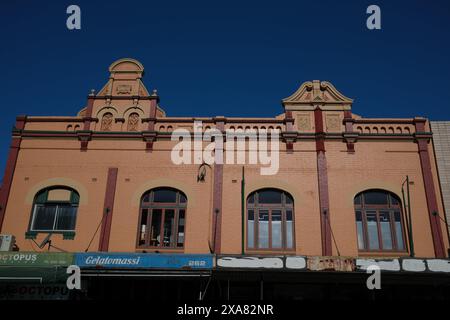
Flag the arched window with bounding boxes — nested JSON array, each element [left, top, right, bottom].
[[247, 189, 294, 250], [30, 187, 79, 232], [100, 112, 113, 131], [354, 189, 406, 252], [127, 112, 140, 131], [137, 188, 187, 248]]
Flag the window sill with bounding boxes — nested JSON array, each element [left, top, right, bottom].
[[25, 231, 76, 240], [358, 251, 409, 258], [245, 250, 297, 255]]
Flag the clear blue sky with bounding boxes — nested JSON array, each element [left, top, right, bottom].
[[1, 0, 450, 177]]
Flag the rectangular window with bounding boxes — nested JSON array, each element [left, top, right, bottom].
[[139, 209, 148, 245], [286, 210, 293, 249], [379, 211, 393, 250], [258, 210, 269, 249], [271, 210, 282, 248], [258, 190, 282, 204], [32, 205, 57, 230], [394, 211, 405, 250], [364, 191, 388, 205], [366, 211, 379, 250], [247, 210, 254, 248], [153, 189, 177, 203], [163, 209, 175, 247], [355, 210, 365, 250], [32, 204, 76, 231], [55, 206, 77, 230], [150, 209, 162, 246], [177, 209, 185, 247]]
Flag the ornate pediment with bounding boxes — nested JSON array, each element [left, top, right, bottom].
[[97, 58, 150, 97], [282, 80, 353, 110]]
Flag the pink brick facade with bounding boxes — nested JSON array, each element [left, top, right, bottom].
[[0, 58, 448, 258]]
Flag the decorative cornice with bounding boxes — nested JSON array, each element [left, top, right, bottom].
[[213, 116, 226, 123], [26, 117, 84, 123], [282, 80, 353, 109], [93, 95, 158, 100], [354, 119, 415, 124], [16, 130, 419, 142]]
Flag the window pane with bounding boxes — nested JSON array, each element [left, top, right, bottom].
[[286, 210, 293, 249], [179, 194, 187, 203], [285, 194, 293, 205], [177, 209, 185, 247], [364, 191, 388, 205], [163, 209, 175, 247], [150, 209, 162, 246], [355, 210, 365, 250], [32, 205, 57, 230], [390, 195, 399, 206], [153, 189, 177, 203], [379, 211, 393, 250], [271, 210, 282, 248], [70, 192, 80, 204], [247, 210, 254, 248], [139, 209, 148, 245], [55, 206, 77, 230], [142, 193, 150, 203], [394, 211, 405, 250], [258, 210, 269, 248], [247, 194, 254, 204], [35, 190, 48, 204], [258, 190, 282, 204], [366, 211, 379, 250], [354, 195, 361, 205]]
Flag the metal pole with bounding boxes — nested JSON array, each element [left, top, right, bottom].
[[401, 180, 410, 254], [406, 175, 414, 257], [212, 209, 219, 253]]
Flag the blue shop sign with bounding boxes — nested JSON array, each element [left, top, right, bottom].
[[75, 253, 213, 269]]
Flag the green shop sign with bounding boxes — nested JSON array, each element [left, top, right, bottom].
[[0, 252, 74, 267]]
